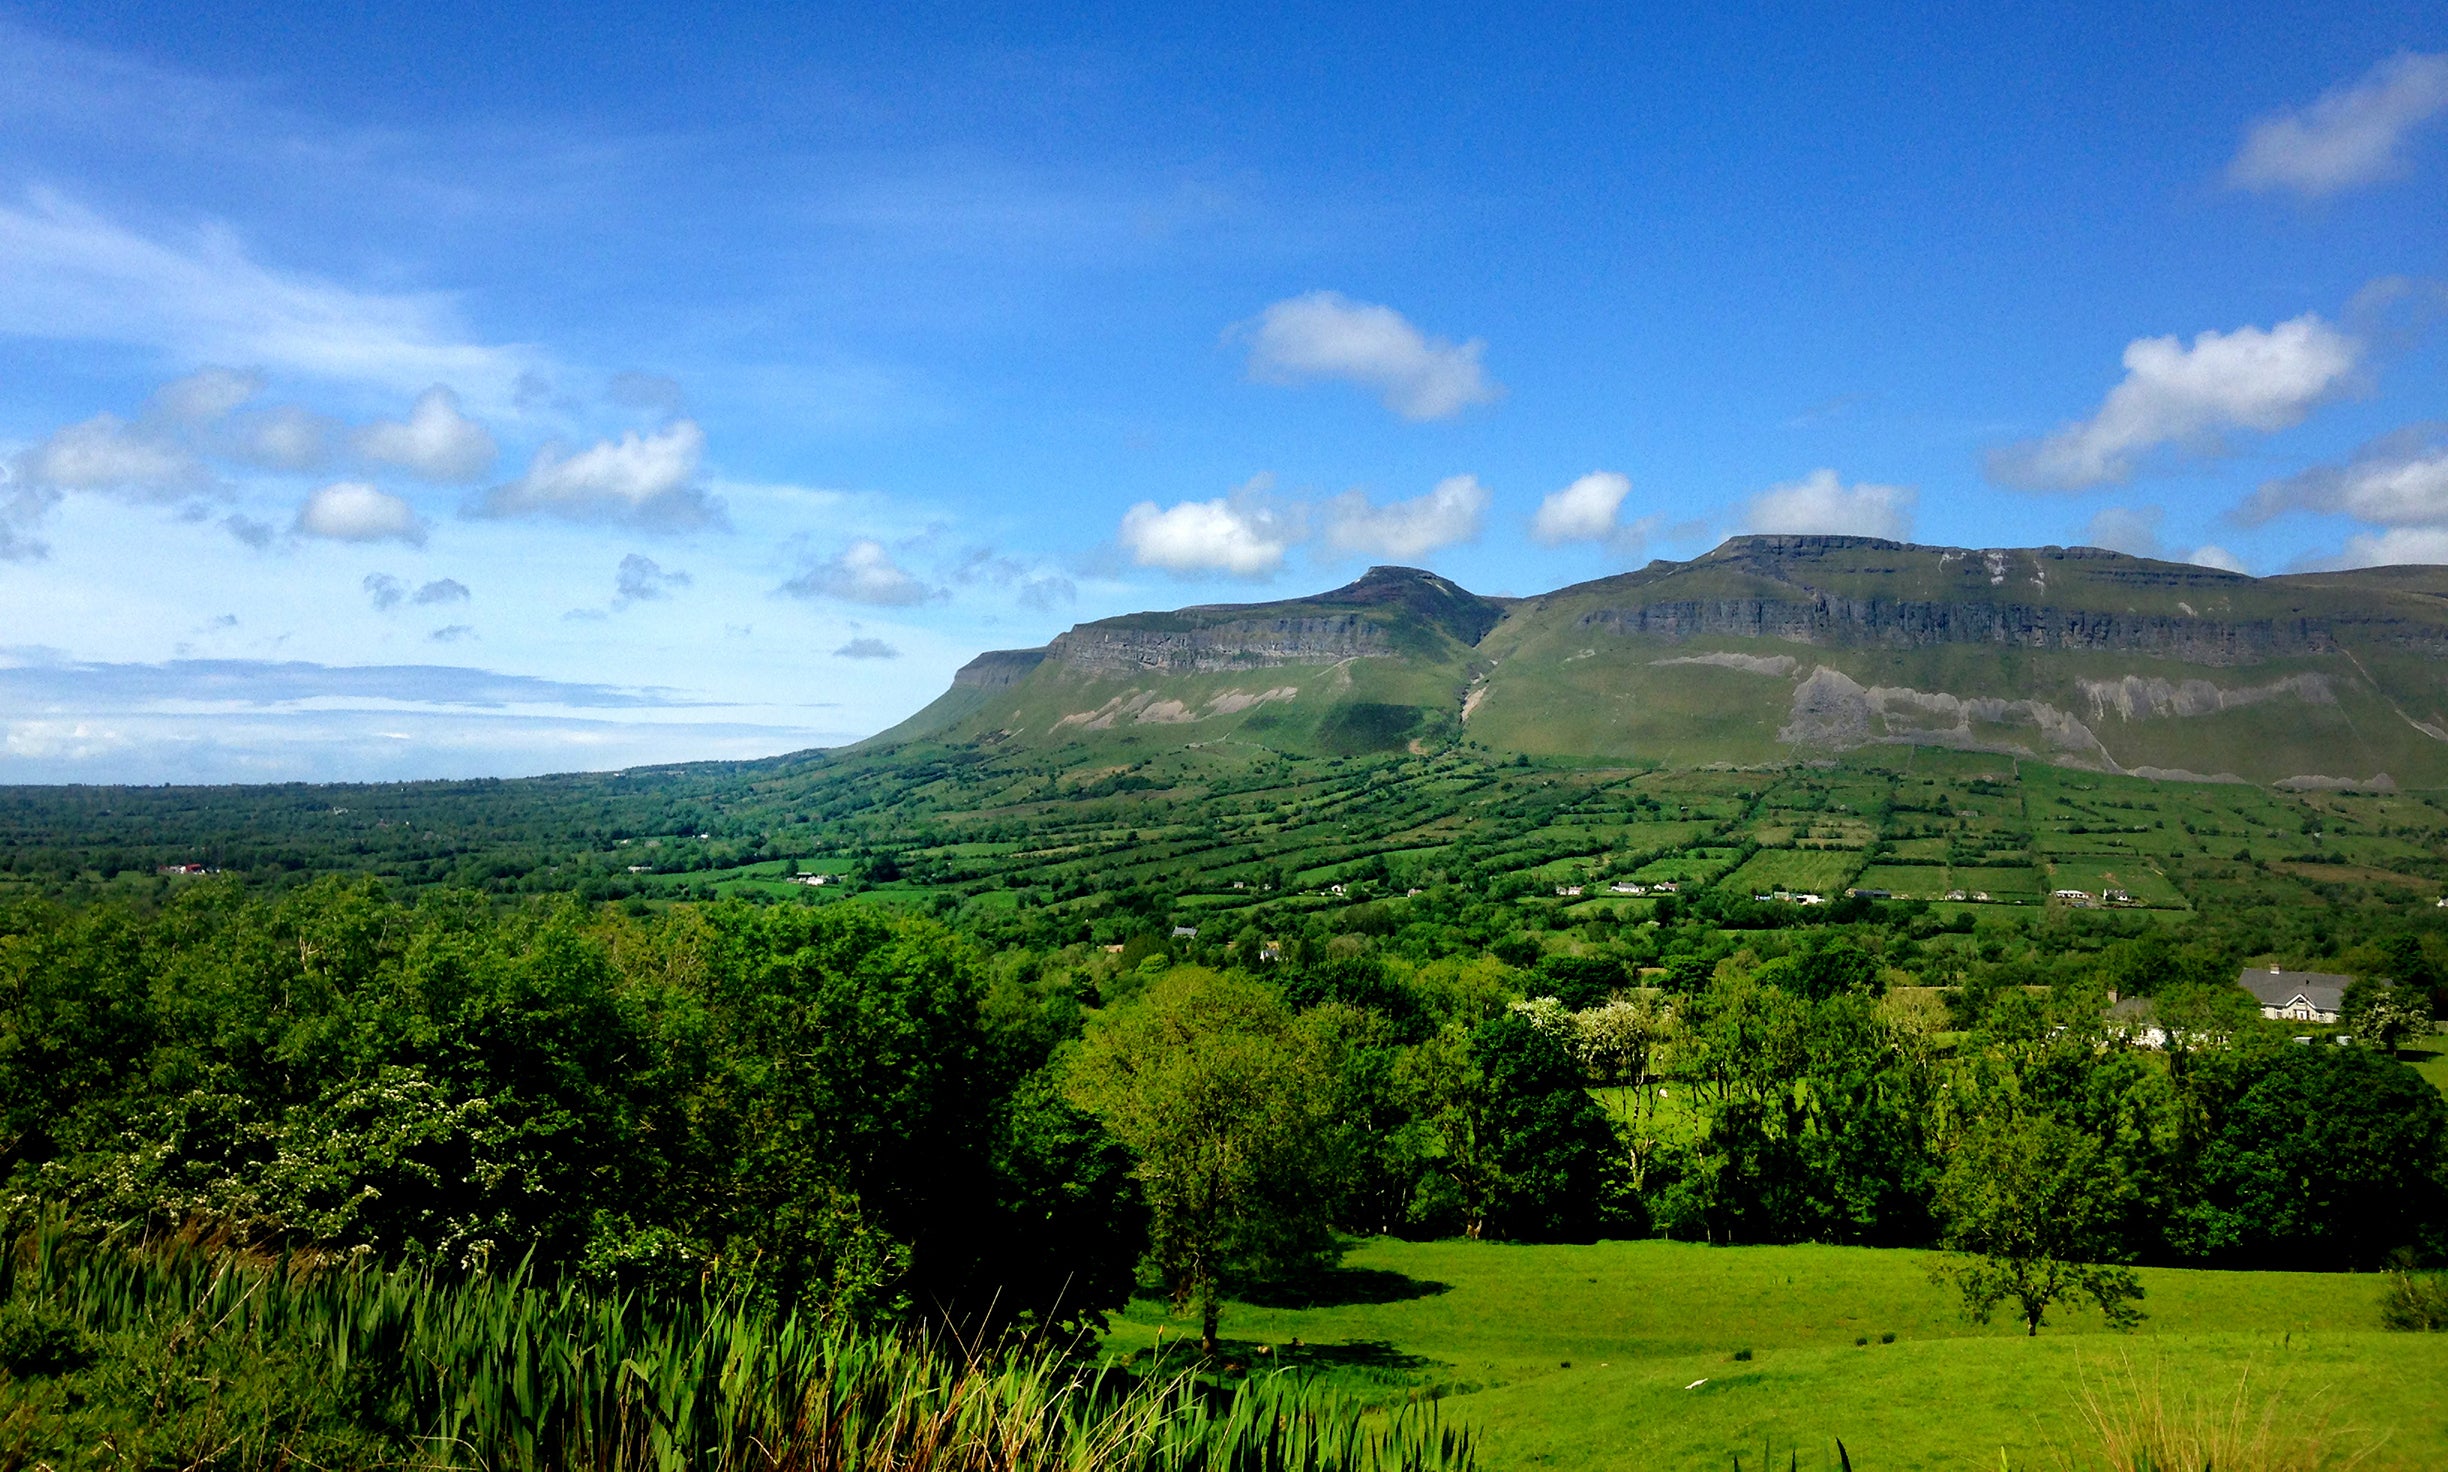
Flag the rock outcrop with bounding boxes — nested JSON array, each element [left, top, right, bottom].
[[950, 648, 1048, 688], [1581, 598, 2334, 665]]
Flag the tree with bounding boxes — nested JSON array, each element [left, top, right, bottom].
[[1470, 1011, 1622, 1241], [2172, 1042, 2448, 1268], [1062, 969, 1342, 1353], [2344, 979, 2434, 1056], [1932, 1113, 2144, 1336]]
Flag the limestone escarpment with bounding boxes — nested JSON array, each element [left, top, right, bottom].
[[951, 648, 1049, 688], [1579, 597, 2335, 666], [1046, 614, 1398, 674]]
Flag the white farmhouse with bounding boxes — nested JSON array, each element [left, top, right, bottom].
[[2236, 966, 2348, 1024]]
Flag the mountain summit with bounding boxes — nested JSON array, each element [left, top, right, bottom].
[[884, 538, 2448, 786]]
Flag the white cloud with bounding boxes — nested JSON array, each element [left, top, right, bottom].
[[0, 192, 534, 402], [0, 480, 59, 562], [1532, 471, 1633, 545], [16, 413, 203, 500], [237, 404, 336, 471], [1117, 481, 1301, 577], [356, 386, 497, 482], [1987, 315, 2361, 490], [781, 538, 939, 605], [1241, 291, 1501, 421], [2228, 51, 2448, 197], [413, 578, 470, 605], [296, 481, 426, 545], [2333, 527, 2448, 568], [472, 421, 722, 530], [834, 637, 900, 659], [2084, 505, 2167, 558], [2187, 545, 2248, 574], [1321, 474, 1488, 561], [149, 366, 262, 424], [1743, 469, 1915, 541], [2243, 425, 2448, 526]]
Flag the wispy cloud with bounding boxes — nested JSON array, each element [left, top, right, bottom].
[[0, 191, 537, 402], [0, 651, 695, 709], [2228, 51, 2448, 197]]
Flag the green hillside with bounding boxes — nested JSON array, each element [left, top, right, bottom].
[[879, 536, 2448, 788]]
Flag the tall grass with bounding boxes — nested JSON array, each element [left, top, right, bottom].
[[2058, 1352, 2375, 1472], [0, 1219, 1472, 1472]]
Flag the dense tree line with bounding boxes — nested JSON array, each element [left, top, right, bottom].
[[2, 879, 2443, 1347]]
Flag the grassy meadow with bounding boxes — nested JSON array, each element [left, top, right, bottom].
[[1107, 1238, 2447, 1471]]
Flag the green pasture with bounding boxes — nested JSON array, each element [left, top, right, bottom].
[[1720, 849, 1865, 897], [2045, 857, 2189, 908], [1106, 1238, 2446, 1472], [1633, 847, 1742, 883]]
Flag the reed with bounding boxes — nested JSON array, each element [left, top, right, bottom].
[[0, 1217, 1472, 1472], [2059, 1350, 2375, 1472]]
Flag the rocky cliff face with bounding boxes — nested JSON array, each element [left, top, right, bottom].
[[1036, 565, 1506, 675], [950, 648, 1049, 688], [1579, 597, 2336, 666], [1047, 613, 1401, 674]]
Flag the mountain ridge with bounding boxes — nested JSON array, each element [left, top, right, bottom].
[[884, 537, 2448, 785]]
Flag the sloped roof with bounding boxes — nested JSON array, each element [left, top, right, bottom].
[[2237, 968, 2349, 1011]]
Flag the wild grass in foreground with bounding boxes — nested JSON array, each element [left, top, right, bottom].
[[2057, 1352, 2378, 1472], [0, 1220, 1471, 1472]]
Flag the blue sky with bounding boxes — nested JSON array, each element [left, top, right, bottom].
[[1, 2, 2444, 781]]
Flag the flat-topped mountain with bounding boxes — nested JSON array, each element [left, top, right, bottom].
[[883, 537, 2448, 786]]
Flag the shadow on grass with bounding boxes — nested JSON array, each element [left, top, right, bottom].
[[1240, 1267, 1451, 1309]]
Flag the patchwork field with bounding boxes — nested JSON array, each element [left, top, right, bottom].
[[1106, 1239, 2448, 1472]]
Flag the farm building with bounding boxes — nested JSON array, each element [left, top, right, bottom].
[[2236, 966, 2348, 1024]]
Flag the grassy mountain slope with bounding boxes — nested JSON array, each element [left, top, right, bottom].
[[891, 538, 2448, 786]]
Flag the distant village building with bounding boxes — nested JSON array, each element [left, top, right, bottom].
[[1258, 942, 1282, 962], [790, 873, 832, 886], [1555, 884, 1584, 897], [2106, 995, 2170, 1049], [2103, 888, 2134, 905], [1846, 887, 1890, 900], [1609, 881, 1646, 895], [2052, 888, 2094, 907], [1171, 925, 1199, 940], [2237, 966, 2347, 1024]]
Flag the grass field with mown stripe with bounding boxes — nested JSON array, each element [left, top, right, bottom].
[[1105, 1238, 2447, 1472]]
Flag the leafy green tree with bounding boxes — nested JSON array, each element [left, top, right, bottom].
[[1470, 1011, 1622, 1241], [1932, 1113, 2144, 1336], [2172, 1042, 2448, 1268], [2343, 979, 2434, 1056], [1063, 969, 1342, 1352]]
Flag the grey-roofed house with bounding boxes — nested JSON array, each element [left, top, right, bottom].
[[2237, 966, 2348, 1024]]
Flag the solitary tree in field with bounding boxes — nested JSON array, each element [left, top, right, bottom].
[[1064, 969, 1341, 1353], [1932, 1113, 2144, 1336]]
